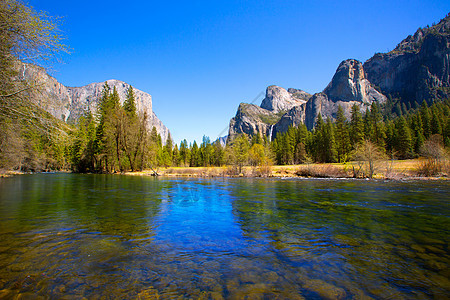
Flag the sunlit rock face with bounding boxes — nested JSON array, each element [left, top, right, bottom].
[[260, 85, 310, 113], [20, 63, 170, 142], [323, 59, 386, 104]]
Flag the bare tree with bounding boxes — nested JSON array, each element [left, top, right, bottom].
[[418, 134, 447, 176], [352, 139, 387, 178], [0, 0, 68, 120]]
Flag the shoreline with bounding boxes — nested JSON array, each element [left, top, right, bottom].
[[2, 159, 448, 181], [123, 159, 449, 181]]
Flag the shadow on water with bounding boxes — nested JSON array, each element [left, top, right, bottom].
[[0, 175, 448, 299]]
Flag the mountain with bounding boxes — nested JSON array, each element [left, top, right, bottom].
[[227, 14, 449, 141], [228, 86, 310, 141], [260, 85, 311, 112], [228, 59, 386, 141], [364, 13, 450, 103], [20, 63, 170, 142]]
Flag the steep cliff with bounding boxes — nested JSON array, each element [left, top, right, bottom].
[[303, 59, 387, 129], [228, 14, 450, 139], [228, 86, 309, 141], [364, 14, 450, 102], [260, 85, 310, 112], [20, 63, 170, 142], [229, 58, 387, 140], [228, 103, 280, 141]]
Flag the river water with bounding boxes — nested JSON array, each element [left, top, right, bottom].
[[0, 174, 448, 299]]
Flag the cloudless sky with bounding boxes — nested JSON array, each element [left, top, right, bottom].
[[28, 0, 449, 144]]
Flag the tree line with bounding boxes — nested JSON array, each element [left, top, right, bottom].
[[271, 100, 449, 165], [69, 85, 274, 174]]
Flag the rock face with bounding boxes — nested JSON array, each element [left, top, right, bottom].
[[364, 14, 450, 102], [228, 103, 277, 141], [272, 105, 306, 139], [303, 59, 386, 129], [260, 85, 310, 112], [20, 63, 170, 143], [228, 14, 450, 140], [228, 59, 386, 140], [228, 86, 311, 142], [323, 59, 386, 104]]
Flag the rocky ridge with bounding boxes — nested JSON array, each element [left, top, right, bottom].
[[228, 59, 385, 141], [363, 14, 450, 102], [228, 86, 311, 141], [228, 14, 449, 141], [20, 63, 170, 142], [260, 85, 311, 112]]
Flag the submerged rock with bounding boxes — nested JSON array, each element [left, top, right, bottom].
[[303, 279, 347, 300]]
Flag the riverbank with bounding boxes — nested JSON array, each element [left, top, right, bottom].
[[123, 159, 449, 180]]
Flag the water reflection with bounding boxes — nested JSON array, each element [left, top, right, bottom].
[[0, 175, 448, 299]]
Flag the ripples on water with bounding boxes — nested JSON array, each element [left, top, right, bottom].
[[0, 174, 449, 299]]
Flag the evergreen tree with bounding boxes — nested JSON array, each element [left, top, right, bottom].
[[172, 144, 180, 167], [325, 118, 337, 163], [294, 124, 309, 163], [370, 102, 386, 148], [430, 108, 442, 135], [200, 135, 212, 166], [384, 120, 395, 157], [420, 100, 431, 138], [190, 141, 200, 167], [311, 115, 336, 163], [147, 126, 162, 167], [230, 134, 249, 173], [363, 108, 373, 142], [350, 104, 364, 146], [164, 132, 174, 164], [335, 106, 350, 162], [179, 139, 190, 166], [394, 116, 412, 159], [212, 140, 225, 166], [123, 86, 137, 117]]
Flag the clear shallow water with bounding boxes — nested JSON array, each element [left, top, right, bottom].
[[0, 174, 449, 299]]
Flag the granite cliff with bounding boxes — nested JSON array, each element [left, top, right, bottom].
[[228, 14, 449, 141], [228, 59, 385, 141], [20, 63, 170, 142], [364, 14, 450, 102], [228, 86, 311, 141]]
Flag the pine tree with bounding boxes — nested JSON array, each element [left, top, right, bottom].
[[148, 126, 161, 167], [179, 139, 190, 166], [370, 102, 386, 148], [394, 116, 412, 159], [363, 108, 373, 142], [172, 144, 180, 167], [190, 141, 200, 167], [420, 100, 431, 138], [200, 135, 212, 166], [212, 140, 225, 166], [430, 108, 442, 135], [123, 86, 137, 117], [350, 104, 364, 146], [325, 118, 337, 163], [335, 106, 350, 162], [230, 134, 249, 173]]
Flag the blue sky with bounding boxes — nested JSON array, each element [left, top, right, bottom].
[[28, 0, 449, 144]]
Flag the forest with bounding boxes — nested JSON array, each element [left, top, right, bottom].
[[66, 83, 450, 175], [0, 0, 449, 176]]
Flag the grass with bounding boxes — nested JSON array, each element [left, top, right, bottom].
[[127, 159, 448, 180]]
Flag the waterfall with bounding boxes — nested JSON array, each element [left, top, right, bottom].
[[269, 125, 274, 142]]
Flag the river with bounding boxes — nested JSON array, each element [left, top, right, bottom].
[[0, 174, 448, 299]]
